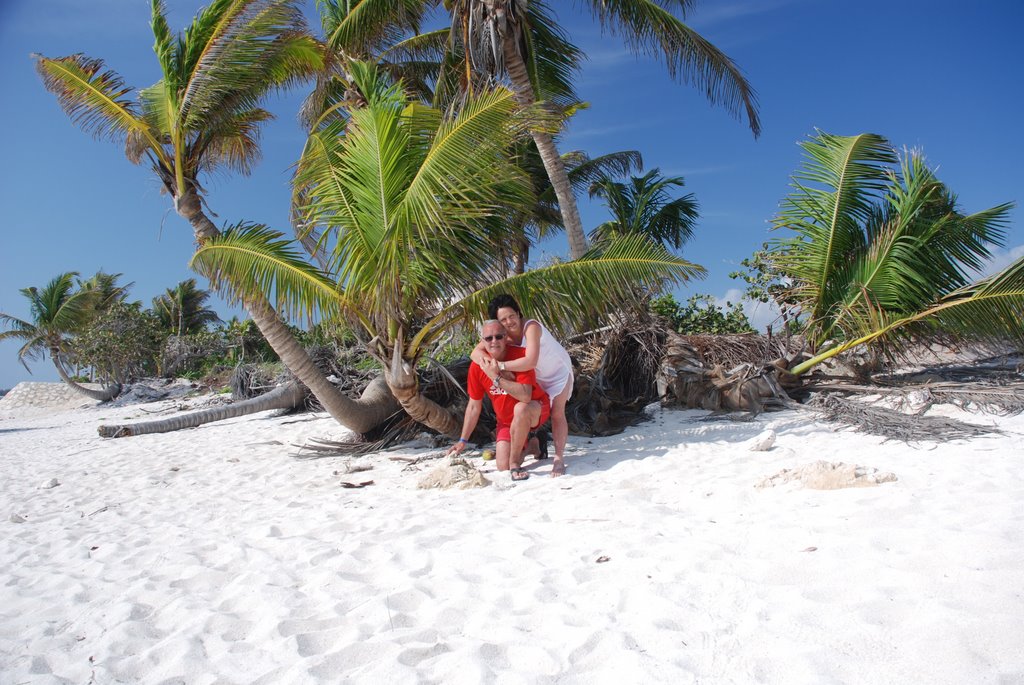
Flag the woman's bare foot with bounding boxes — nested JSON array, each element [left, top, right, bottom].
[[551, 458, 566, 477]]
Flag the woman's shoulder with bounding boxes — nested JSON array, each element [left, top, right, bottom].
[[523, 318, 545, 332]]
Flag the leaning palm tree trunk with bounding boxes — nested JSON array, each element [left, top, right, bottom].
[[244, 297, 401, 433], [51, 350, 121, 402], [501, 34, 588, 260], [381, 340, 460, 437], [182, 199, 401, 435], [98, 380, 307, 438]]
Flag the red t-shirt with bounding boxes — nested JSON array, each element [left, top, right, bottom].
[[468, 345, 549, 425]]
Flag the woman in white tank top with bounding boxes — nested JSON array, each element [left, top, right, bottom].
[[471, 294, 573, 476]]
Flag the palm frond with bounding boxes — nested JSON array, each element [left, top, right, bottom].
[[380, 27, 450, 66], [926, 254, 1024, 345], [523, 2, 583, 107], [418, 233, 706, 351], [194, 108, 274, 176], [150, 0, 178, 92], [772, 132, 898, 340], [562, 149, 643, 195], [191, 222, 348, 326], [33, 54, 165, 163], [179, 0, 321, 132], [320, 0, 426, 55], [584, 0, 760, 136], [790, 254, 1024, 376]]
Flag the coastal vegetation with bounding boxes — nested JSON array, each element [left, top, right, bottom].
[[5, 1, 1023, 437]]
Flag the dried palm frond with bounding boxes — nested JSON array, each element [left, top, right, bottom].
[[229, 363, 284, 399], [677, 333, 799, 369], [808, 394, 1001, 442]]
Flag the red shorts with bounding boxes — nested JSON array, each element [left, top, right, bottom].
[[495, 402, 550, 443]]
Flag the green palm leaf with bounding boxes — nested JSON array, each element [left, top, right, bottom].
[[772, 132, 898, 341], [584, 0, 760, 136], [0, 272, 98, 370], [771, 131, 1017, 374], [790, 254, 1024, 376], [320, 0, 426, 55], [430, 233, 706, 349], [33, 54, 167, 164], [178, 0, 321, 131], [191, 222, 348, 327]]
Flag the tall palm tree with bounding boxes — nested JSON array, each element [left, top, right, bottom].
[[152, 278, 222, 336], [195, 62, 705, 436], [588, 168, 699, 250], [768, 131, 1022, 375], [506, 141, 644, 274], [0, 272, 121, 401], [444, 0, 761, 260], [34, 0, 404, 433]]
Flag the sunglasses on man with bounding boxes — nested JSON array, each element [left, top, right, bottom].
[[483, 333, 505, 342]]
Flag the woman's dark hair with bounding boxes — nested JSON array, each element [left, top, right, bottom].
[[487, 293, 522, 320]]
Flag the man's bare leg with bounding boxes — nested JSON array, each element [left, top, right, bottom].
[[494, 439, 512, 472]]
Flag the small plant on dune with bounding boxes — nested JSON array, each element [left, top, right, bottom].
[[651, 294, 754, 335]]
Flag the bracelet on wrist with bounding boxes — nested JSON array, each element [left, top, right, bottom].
[[458, 437, 468, 444]]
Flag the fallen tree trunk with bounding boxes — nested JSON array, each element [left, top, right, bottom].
[[98, 380, 307, 438]]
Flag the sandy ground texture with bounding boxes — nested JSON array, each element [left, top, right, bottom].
[[1, 387, 1023, 684]]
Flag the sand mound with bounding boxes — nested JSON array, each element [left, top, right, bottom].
[[417, 458, 490, 489], [0, 381, 101, 411], [757, 460, 897, 490]]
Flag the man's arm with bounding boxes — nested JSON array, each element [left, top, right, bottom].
[[447, 398, 483, 455], [492, 375, 533, 403]]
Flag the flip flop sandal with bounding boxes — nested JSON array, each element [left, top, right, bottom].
[[510, 467, 530, 481]]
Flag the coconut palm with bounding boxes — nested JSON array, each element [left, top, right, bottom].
[[35, 1, 407, 433], [588, 168, 699, 250], [78, 271, 136, 312], [195, 62, 705, 436], [444, 0, 761, 260], [152, 279, 222, 336], [768, 131, 1021, 375], [311, 0, 446, 105], [0, 272, 121, 401], [505, 142, 644, 274]]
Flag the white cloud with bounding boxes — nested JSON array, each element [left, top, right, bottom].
[[710, 288, 784, 333], [689, 0, 802, 29], [976, 243, 1024, 278]]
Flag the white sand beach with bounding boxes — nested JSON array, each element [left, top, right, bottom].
[[2, 386, 1023, 684]]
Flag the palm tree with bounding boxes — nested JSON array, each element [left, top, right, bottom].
[[195, 62, 705, 436], [152, 279, 222, 336], [506, 142, 644, 274], [34, 0, 404, 433], [444, 0, 761, 260], [311, 0, 444, 104], [0, 272, 121, 401], [768, 131, 1022, 376], [78, 271, 136, 312], [588, 168, 699, 250]]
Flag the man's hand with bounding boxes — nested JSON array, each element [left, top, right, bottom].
[[479, 357, 500, 381], [447, 439, 467, 456]]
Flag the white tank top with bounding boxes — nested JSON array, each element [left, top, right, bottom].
[[522, 319, 573, 401]]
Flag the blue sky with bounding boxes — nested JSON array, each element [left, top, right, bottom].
[[2, 0, 1023, 390]]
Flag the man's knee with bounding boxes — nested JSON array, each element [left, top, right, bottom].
[[513, 400, 540, 426]]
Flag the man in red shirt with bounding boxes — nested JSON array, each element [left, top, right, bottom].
[[447, 320, 550, 480]]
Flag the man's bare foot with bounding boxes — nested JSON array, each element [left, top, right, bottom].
[[551, 458, 566, 477]]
